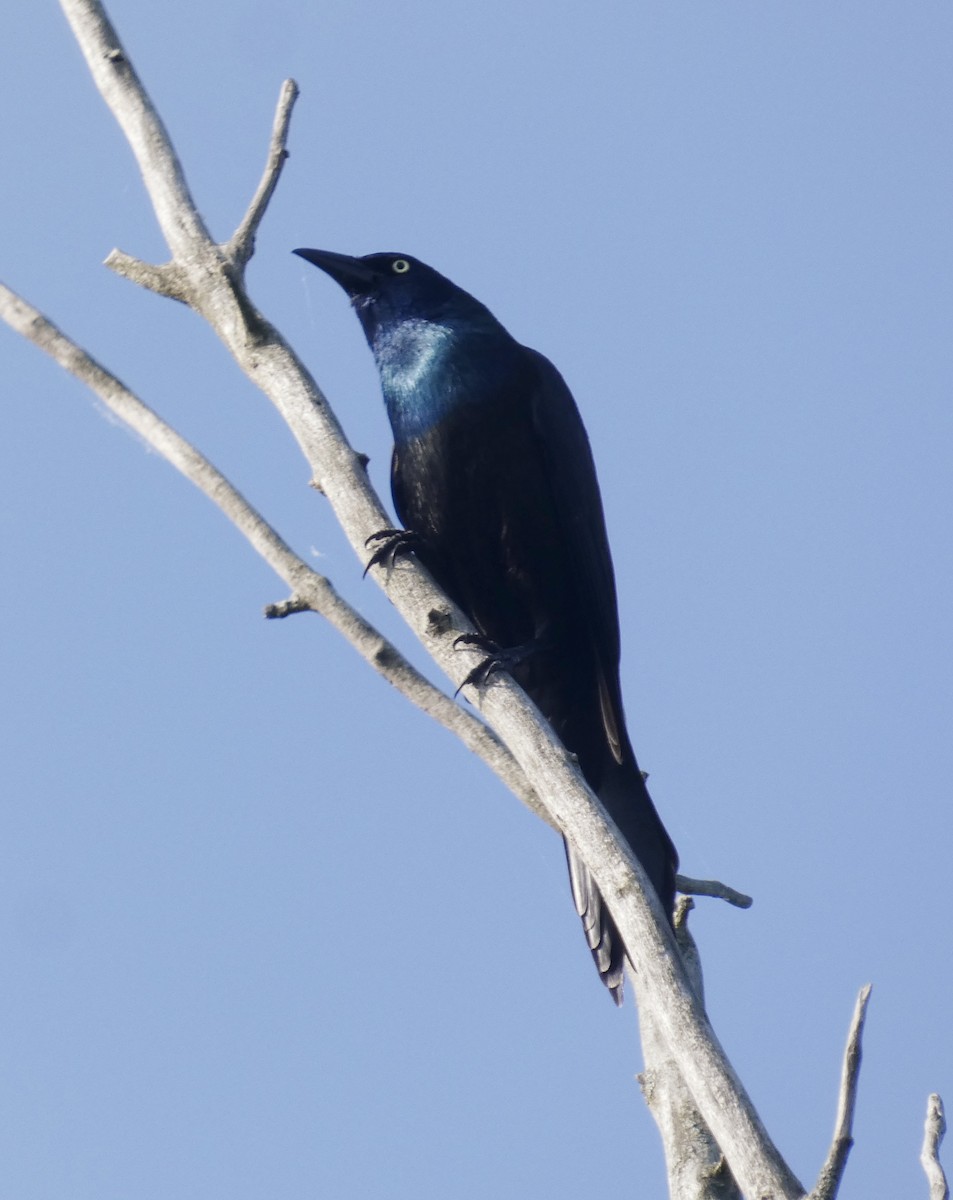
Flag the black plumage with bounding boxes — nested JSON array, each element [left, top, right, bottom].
[[295, 248, 678, 1002]]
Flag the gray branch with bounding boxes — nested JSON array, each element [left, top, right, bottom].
[[228, 78, 299, 269], [809, 984, 872, 1200], [922, 1094, 949, 1200], [0, 283, 542, 830], [30, 2, 805, 1194], [676, 875, 752, 909], [6, 2, 893, 1196], [62, 0, 211, 260], [634, 899, 742, 1200], [103, 251, 187, 300]]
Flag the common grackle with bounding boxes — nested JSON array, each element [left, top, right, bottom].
[[294, 248, 678, 1004]]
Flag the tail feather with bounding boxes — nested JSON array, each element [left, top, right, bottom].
[[564, 761, 677, 1004], [565, 841, 625, 1005]]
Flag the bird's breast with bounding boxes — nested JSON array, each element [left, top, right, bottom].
[[373, 318, 519, 441]]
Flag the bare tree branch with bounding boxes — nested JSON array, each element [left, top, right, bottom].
[[0, 281, 542, 828], [922, 1094, 949, 1200], [17, 3, 813, 1196], [635, 899, 742, 1200], [62, 0, 211, 260], [228, 79, 299, 269], [809, 984, 872, 1200]]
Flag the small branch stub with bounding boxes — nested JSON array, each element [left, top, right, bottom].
[[922, 1094, 949, 1200], [105, 250, 189, 301], [264, 596, 312, 619], [677, 875, 753, 909]]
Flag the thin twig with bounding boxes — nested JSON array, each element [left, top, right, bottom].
[[922, 1094, 949, 1200], [229, 79, 299, 268], [676, 875, 753, 909], [809, 984, 872, 1200]]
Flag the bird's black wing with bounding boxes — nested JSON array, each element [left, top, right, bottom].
[[523, 347, 628, 765], [525, 348, 677, 989]]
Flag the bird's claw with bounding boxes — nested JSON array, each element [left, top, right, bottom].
[[453, 632, 498, 654], [452, 633, 531, 697], [363, 528, 420, 577]]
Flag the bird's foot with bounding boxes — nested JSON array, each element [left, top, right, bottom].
[[452, 633, 536, 697], [363, 528, 421, 577]]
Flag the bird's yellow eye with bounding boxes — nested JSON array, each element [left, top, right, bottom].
[[392, 259, 410, 274]]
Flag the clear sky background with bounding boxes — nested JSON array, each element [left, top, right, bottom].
[[2, 3, 951, 1198]]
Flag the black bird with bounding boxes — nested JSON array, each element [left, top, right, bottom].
[[295, 248, 678, 1003]]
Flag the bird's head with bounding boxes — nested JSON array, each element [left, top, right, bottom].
[[293, 249, 493, 344]]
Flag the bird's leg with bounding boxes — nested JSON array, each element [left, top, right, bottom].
[[452, 632, 541, 696], [363, 528, 422, 577]]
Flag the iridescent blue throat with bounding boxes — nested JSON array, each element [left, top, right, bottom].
[[371, 316, 519, 441]]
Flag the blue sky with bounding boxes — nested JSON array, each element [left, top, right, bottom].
[[2, 3, 952, 1197]]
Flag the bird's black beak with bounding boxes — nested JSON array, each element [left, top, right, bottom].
[[293, 248, 379, 297]]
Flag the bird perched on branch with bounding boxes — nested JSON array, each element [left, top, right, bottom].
[[294, 247, 677, 1004]]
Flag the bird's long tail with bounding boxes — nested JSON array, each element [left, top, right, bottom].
[[565, 841, 626, 1004], [564, 762, 677, 1004]]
